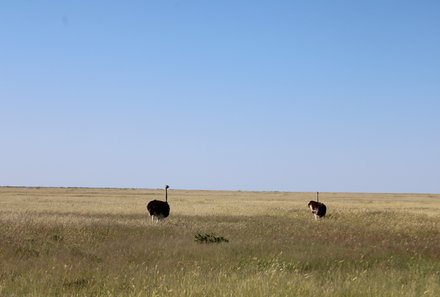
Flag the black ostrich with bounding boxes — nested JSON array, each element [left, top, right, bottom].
[[147, 185, 170, 223], [308, 192, 327, 220]]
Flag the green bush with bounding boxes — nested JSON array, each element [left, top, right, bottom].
[[194, 233, 229, 244]]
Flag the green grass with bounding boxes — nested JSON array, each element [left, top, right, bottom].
[[0, 187, 439, 296]]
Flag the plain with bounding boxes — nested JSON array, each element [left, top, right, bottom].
[[0, 187, 439, 296]]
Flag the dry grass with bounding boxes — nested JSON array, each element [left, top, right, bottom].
[[1, 187, 440, 296]]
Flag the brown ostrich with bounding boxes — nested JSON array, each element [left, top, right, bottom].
[[308, 192, 327, 220]]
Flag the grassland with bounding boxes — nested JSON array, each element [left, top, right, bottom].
[[1, 187, 439, 296]]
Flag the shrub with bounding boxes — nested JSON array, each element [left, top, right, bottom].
[[194, 233, 229, 244]]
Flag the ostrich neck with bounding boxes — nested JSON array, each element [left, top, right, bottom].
[[165, 187, 168, 202]]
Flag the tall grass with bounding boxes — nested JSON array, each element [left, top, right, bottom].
[[0, 187, 439, 296]]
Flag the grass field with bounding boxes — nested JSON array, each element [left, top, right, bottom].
[[1, 187, 439, 296]]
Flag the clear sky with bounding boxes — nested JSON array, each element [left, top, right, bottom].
[[1, 1, 439, 193]]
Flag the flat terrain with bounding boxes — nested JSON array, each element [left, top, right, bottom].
[[1, 187, 439, 296]]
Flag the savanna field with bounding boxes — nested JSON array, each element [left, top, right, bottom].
[[0, 187, 439, 297]]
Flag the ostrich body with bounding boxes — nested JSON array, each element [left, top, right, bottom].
[[308, 192, 327, 220], [147, 185, 170, 222]]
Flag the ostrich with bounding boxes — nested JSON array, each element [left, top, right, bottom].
[[147, 185, 170, 223], [308, 192, 327, 220]]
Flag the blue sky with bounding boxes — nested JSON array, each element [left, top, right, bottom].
[[1, 1, 439, 193]]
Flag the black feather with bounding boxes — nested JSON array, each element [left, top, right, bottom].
[[147, 200, 170, 218]]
